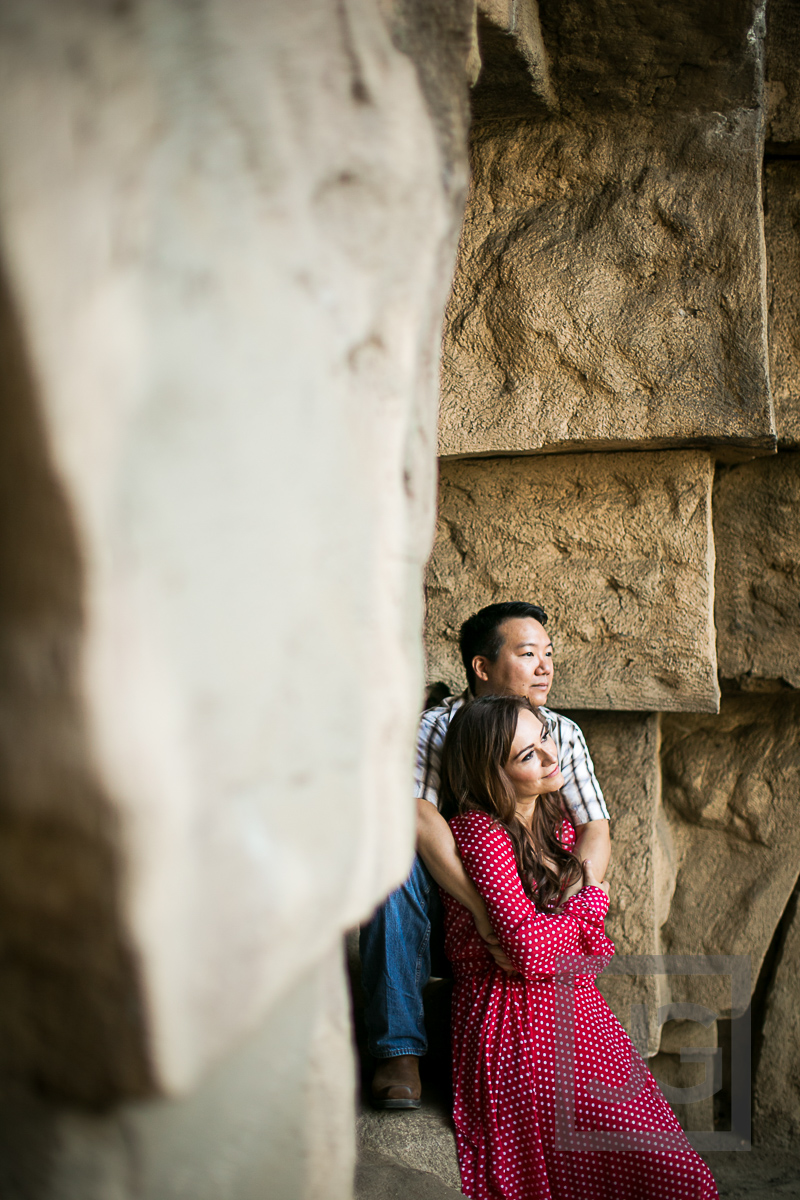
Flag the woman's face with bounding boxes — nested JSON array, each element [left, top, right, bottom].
[[505, 707, 563, 800]]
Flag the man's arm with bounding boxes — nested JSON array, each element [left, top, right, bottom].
[[552, 713, 610, 899], [416, 798, 485, 913], [416, 798, 515, 973], [574, 818, 611, 879], [559, 818, 610, 905]]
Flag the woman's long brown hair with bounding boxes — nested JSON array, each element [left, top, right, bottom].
[[439, 695, 583, 912]]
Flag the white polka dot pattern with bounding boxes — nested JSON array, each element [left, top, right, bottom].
[[442, 810, 719, 1200]]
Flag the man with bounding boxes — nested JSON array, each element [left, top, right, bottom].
[[360, 601, 611, 1108]]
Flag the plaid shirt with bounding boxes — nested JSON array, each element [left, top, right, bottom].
[[415, 692, 609, 825]]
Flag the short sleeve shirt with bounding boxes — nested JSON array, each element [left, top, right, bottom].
[[415, 691, 609, 825]]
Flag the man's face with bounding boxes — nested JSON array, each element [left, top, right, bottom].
[[473, 617, 554, 706]]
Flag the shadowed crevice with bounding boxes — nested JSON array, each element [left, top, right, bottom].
[[0, 255, 155, 1109], [750, 873, 800, 1082]]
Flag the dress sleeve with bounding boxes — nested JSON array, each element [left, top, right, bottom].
[[451, 811, 614, 979]]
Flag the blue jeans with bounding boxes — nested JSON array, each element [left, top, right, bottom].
[[359, 854, 442, 1059]]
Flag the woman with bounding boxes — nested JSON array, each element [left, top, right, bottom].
[[439, 694, 718, 1200]]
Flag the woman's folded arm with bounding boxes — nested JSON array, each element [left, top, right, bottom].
[[451, 811, 612, 978]]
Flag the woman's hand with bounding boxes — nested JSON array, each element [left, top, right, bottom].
[[582, 858, 610, 897]]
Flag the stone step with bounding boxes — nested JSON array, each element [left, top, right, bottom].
[[355, 1111, 800, 1200], [355, 1147, 463, 1200], [356, 1090, 460, 1193]]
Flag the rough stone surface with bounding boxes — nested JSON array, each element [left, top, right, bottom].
[[703, 1150, 800, 1198], [356, 1147, 463, 1200], [426, 451, 719, 712], [753, 884, 800, 1146], [659, 695, 800, 1013], [650, 1050, 716, 1133], [0, 948, 355, 1200], [471, 0, 556, 118], [439, 108, 773, 458], [765, 0, 800, 143], [535, 0, 764, 116], [765, 163, 800, 445], [0, 5, 472, 1197], [714, 454, 800, 688], [354, 1144, 800, 1200], [357, 1097, 461, 1193], [563, 712, 665, 1055]]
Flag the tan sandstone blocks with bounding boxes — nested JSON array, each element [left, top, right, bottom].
[[714, 453, 800, 688], [564, 712, 665, 1056], [425, 450, 719, 712], [570, 713, 660, 961], [765, 163, 800, 446], [438, 111, 774, 459], [659, 695, 800, 1006]]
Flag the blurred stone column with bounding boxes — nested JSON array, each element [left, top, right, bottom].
[[0, 1, 474, 1195]]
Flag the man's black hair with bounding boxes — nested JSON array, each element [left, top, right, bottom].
[[459, 601, 548, 695]]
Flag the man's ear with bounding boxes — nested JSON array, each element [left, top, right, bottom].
[[472, 655, 491, 684]]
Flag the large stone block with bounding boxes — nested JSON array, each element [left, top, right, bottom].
[[0, 0, 470, 1110], [765, 0, 800, 143], [426, 451, 719, 712], [754, 885, 800, 1146], [441, 0, 773, 459], [534, 0, 763, 116], [564, 712, 665, 1056], [714, 453, 800, 688], [659, 695, 800, 1013], [439, 110, 773, 459], [765, 163, 800, 446], [565, 713, 659, 956]]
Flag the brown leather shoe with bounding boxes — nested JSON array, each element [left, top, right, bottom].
[[370, 1055, 422, 1110]]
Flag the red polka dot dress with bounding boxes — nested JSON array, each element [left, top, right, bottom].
[[442, 811, 718, 1200]]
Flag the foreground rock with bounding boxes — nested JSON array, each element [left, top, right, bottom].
[[0, 1, 473, 1196], [426, 450, 719, 712]]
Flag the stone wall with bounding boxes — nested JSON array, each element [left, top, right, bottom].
[[425, 0, 800, 1146]]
